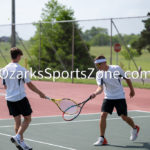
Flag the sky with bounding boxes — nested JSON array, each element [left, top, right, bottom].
[[0, 0, 150, 39]]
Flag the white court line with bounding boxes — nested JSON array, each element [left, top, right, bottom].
[[0, 132, 76, 150], [0, 115, 150, 149], [0, 110, 143, 121], [0, 115, 150, 128], [133, 110, 150, 113], [0, 112, 100, 121]]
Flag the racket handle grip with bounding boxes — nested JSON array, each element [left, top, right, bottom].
[[89, 95, 92, 99], [46, 96, 51, 100]]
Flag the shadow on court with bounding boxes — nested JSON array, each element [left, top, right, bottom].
[[109, 142, 150, 150]]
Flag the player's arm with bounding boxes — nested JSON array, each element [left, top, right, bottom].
[[23, 68, 46, 99], [1, 69, 7, 89], [90, 85, 103, 99], [3, 85, 7, 89], [27, 82, 46, 99], [118, 66, 135, 98], [2, 79, 7, 89], [124, 78, 135, 98]]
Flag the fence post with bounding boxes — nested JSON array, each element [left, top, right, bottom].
[[110, 18, 113, 65], [72, 23, 75, 83], [11, 0, 16, 47], [39, 22, 42, 71]]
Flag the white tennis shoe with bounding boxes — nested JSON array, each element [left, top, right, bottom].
[[93, 137, 108, 146], [11, 136, 24, 150], [21, 141, 32, 150], [130, 125, 140, 141], [11, 136, 32, 150]]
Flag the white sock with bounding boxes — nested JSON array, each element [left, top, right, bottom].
[[21, 141, 28, 147], [21, 140, 25, 145], [15, 134, 21, 139]]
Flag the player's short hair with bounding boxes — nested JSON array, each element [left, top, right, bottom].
[[94, 55, 106, 65], [10, 47, 23, 59], [95, 55, 106, 61]]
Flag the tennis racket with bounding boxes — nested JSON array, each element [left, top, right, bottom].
[[46, 96, 78, 113], [62, 96, 92, 121]]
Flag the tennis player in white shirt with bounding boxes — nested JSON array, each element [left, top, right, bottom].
[[2, 47, 46, 150], [90, 55, 140, 146]]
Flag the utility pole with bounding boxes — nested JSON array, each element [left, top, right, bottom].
[[11, 0, 16, 47]]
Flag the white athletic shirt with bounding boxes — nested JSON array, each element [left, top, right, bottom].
[[96, 65, 126, 99], [1, 63, 31, 102]]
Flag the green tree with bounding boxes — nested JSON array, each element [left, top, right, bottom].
[[112, 35, 119, 45], [90, 33, 109, 46], [131, 13, 150, 54], [82, 27, 109, 46], [29, 0, 94, 75], [82, 27, 139, 46], [121, 47, 139, 69], [112, 34, 139, 46], [123, 34, 139, 45]]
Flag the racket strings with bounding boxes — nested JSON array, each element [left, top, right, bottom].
[[58, 98, 78, 114], [62, 96, 92, 121], [63, 106, 80, 121], [63, 112, 79, 121]]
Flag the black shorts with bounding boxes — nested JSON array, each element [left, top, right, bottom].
[[7, 97, 33, 117], [101, 99, 127, 116]]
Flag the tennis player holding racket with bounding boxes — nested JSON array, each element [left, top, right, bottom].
[[90, 55, 140, 146], [1, 48, 46, 150]]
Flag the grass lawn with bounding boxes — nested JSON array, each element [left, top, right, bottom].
[[0, 41, 31, 69], [90, 46, 150, 71], [1, 45, 149, 71], [0, 43, 149, 89]]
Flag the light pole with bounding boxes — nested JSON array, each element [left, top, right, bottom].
[[11, 0, 16, 47]]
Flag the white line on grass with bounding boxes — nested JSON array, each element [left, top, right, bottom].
[[0, 115, 150, 128], [0, 132, 76, 150]]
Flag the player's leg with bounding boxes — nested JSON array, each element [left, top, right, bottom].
[[16, 115, 32, 150], [17, 115, 31, 140], [11, 115, 32, 150], [11, 97, 33, 149], [17, 97, 33, 149], [7, 101, 21, 134], [121, 115, 136, 128], [93, 112, 108, 146], [16, 97, 32, 140], [93, 99, 114, 146], [14, 115, 21, 134], [120, 114, 140, 141], [100, 112, 108, 137], [115, 99, 140, 141], [8, 100, 25, 149]]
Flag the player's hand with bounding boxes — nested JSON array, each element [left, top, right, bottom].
[[39, 92, 47, 99], [130, 90, 135, 98], [90, 93, 96, 99]]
